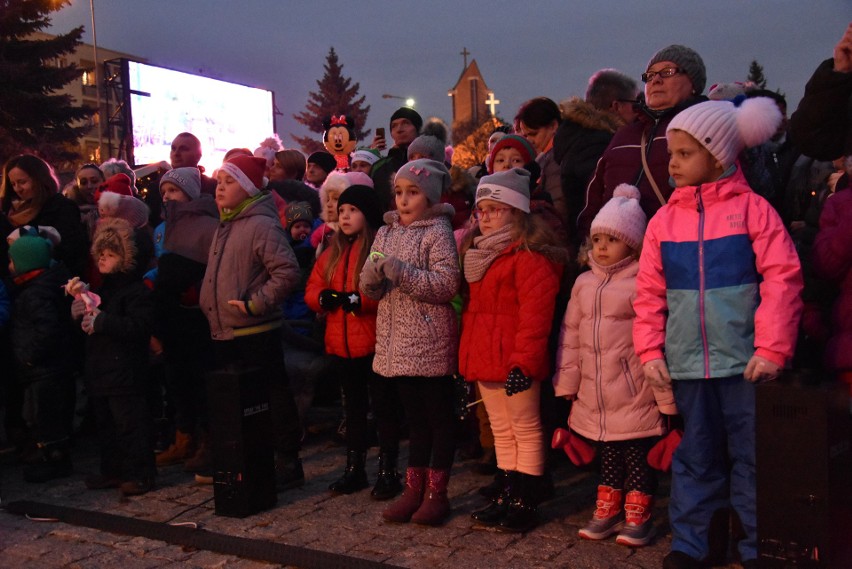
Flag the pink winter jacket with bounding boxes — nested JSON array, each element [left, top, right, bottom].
[[553, 257, 674, 442]]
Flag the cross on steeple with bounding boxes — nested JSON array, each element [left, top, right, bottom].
[[460, 47, 470, 69]]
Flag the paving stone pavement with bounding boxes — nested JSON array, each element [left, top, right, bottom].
[[0, 410, 744, 569]]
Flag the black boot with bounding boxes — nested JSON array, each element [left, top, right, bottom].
[[478, 469, 506, 500], [371, 449, 402, 500], [275, 451, 305, 492], [496, 472, 540, 533], [23, 441, 72, 483], [329, 449, 368, 495], [471, 470, 514, 526]]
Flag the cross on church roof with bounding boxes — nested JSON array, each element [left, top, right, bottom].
[[461, 47, 470, 69]]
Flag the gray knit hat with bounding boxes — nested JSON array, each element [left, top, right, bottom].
[[407, 135, 446, 162], [647, 44, 706, 94], [475, 168, 531, 213], [394, 159, 450, 204]]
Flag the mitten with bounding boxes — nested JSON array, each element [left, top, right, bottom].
[[379, 256, 408, 285], [318, 289, 345, 310], [505, 367, 532, 396], [340, 291, 362, 313], [452, 374, 471, 421], [643, 359, 672, 389], [744, 355, 782, 383]]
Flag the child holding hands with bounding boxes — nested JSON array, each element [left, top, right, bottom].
[[634, 98, 803, 568], [360, 159, 460, 526], [554, 184, 675, 546]]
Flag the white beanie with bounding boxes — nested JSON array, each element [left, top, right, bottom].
[[667, 97, 782, 168], [475, 168, 531, 213], [590, 184, 646, 250]]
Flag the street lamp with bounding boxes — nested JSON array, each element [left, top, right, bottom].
[[382, 94, 415, 108]]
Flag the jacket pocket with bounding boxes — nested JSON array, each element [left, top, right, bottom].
[[620, 358, 638, 397]]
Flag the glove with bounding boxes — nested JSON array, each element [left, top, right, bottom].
[[71, 298, 87, 320], [643, 359, 672, 390], [360, 258, 385, 288], [452, 374, 471, 421], [744, 355, 782, 383], [318, 289, 345, 310], [340, 291, 362, 313], [505, 367, 533, 396], [379, 256, 408, 285]]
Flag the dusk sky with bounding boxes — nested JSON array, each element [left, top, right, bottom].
[[49, 1, 849, 152]]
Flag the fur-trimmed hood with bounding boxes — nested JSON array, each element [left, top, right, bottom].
[[560, 97, 623, 134]]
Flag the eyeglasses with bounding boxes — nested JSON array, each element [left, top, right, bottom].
[[472, 206, 512, 220], [641, 67, 682, 82]]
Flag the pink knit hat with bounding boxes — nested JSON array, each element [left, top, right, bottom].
[[590, 184, 646, 250], [667, 97, 782, 168]]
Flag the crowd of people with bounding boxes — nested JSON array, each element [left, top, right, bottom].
[[1, 24, 851, 569]]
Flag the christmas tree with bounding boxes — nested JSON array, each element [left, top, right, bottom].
[[292, 47, 370, 154], [0, 0, 95, 165]]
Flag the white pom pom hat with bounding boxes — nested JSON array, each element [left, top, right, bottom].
[[590, 184, 647, 250], [667, 97, 782, 169]]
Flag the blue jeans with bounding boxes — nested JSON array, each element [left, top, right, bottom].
[[670, 375, 756, 561]]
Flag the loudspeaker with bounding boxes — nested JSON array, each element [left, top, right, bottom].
[[756, 372, 852, 568], [206, 365, 277, 518]]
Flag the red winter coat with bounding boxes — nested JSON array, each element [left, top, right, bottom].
[[305, 237, 378, 359], [459, 243, 562, 382]]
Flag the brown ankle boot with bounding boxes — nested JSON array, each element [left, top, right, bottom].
[[410, 468, 451, 526], [383, 467, 426, 523]]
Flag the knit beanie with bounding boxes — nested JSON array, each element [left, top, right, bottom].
[[394, 159, 451, 205], [94, 173, 134, 202], [350, 148, 381, 167], [98, 191, 150, 229], [390, 107, 423, 132], [647, 44, 706, 94], [475, 168, 531, 213], [159, 167, 202, 200], [338, 184, 384, 230], [307, 151, 337, 174], [488, 135, 537, 174], [9, 235, 52, 274], [407, 135, 446, 162], [91, 217, 137, 273], [344, 170, 374, 188], [667, 97, 782, 169], [285, 201, 314, 230], [590, 184, 646, 250], [220, 155, 267, 197]]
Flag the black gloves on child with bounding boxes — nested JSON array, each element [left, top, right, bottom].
[[319, 289, 361, 313], [505, 367, 533, 396]]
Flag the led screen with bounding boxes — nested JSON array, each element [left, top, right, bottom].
[[126, 61, 274, 172]]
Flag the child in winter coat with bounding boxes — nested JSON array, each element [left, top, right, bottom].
[[634, 98, 804, 568], [8, 234, 75, 483], [71, 217, 155, 496], [199, 155, 304, 491], [458, 168, 564, 533], [554, 184, 675, 546], [150, 167, 219, 473], [360, 159, 460, 526], [305, 185, 402, 499]]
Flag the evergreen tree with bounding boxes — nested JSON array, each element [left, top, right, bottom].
[[0, 0, 95, 165], [292, 47, 370, 154], [747, 60, 768, 89]]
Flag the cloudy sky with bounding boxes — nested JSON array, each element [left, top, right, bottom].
[[49, 1, 848, 149]]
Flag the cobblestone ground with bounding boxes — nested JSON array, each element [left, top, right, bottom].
[[0, 408, 744, 569]]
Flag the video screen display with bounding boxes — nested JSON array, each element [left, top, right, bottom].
[[126, 61, 275, 172]]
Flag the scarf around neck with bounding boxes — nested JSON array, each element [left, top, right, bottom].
[[463, 224, 514, 283]]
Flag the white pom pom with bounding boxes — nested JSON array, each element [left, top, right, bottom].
[[613, 183, 641, 201], [736, 97, 782, 148]]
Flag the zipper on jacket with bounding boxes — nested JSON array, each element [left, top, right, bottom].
[[593, 273, 611, 438], [696, 187, 710, 378]]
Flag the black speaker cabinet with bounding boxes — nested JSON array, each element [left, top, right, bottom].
[[206, 366, 277, 517], [756, 372, 851, 568]]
